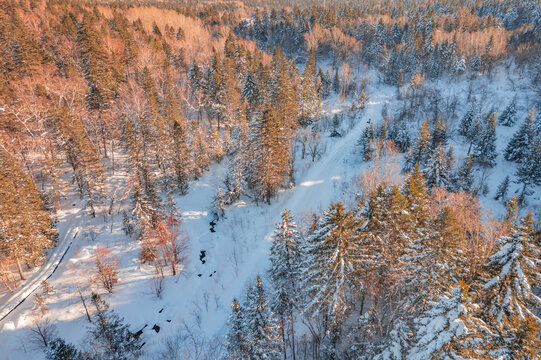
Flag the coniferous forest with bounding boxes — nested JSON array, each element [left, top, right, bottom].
[[0, 0, 540, 359]]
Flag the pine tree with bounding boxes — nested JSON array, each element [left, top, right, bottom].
[[249, 102, 290, 204], [472, 112, 497, 167], [423, 143, 453, 189], [357, 123, 375, 161], [499, 97, 517, 127], [269, 209, 303, 357], [0, 148, 56, 280], [454, 155, 475, 193], [225, 299, 250, 360], [299, 48, 321, 125], [491, 314, 541, 360], [303, 202, 364, 353], [504, 108, 536, 162], [45, 338, 82, 360], [515, 139, 541, 203], [52, 106, 105, 216], [494, 175, 510, 201], [87, 293, 141, 360], [431, 117, 448, 148], [483, 212, 541, 325], [404, 120, 432, 171], [171, 119, 192, 194], [245, 277, 281, 360], [408, 283, 493, 360]]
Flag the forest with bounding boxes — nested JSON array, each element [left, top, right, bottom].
[[0, 0, 540, 359]]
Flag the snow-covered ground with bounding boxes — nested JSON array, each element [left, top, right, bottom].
[[0, 66, 539, 359]]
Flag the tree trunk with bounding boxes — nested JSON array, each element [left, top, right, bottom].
[[15, 256, 25, 280]]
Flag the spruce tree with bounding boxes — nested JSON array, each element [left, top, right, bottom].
[[0, 149, 55, 280], [483, 212, 541, 325], [499, 97, 517, 127], [45, 338, 82, 360], [454, 155, 475, 193], [269, 209, 303, 357], [87, 293, 141, 360], [408, 283, 493, 360], [504, 108, 536, 162], [494, 175, 510, 201], [299, 48, 320, 125], [357, 123, 375, 161], [515, 139, 541, 204], [423, 143, 453, 189], [303, 202, 363, 353], [249, 102, 290, 204], [472, 112, 497, 167], [245, 277, 281, 360], [404, 120, 431, 171], [225, 299, 249, 360]]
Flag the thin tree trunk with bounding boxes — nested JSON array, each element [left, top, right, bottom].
[[78, 286, 92, 322], [15, 256, 25, 280]]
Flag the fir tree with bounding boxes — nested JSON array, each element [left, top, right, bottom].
[[408, 283, 493, 360], [504, 108, 536, 162], [472, 112, 498, 167], [225, 299, 249, 360], [87, 293, 141, 360], [303, 202, 364, 353], [499, 98, 517, 127], [454, 155, 475, 193], [494, 175, 510, 201], [245, 277, 281, 360], [269, 209, 303, 357], [483, 212, 541, 325], [0, 148, 56, 280], [299, 48, 321, 125], [515, 140, 541, 204]]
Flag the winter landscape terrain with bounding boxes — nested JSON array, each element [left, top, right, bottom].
[[0, 0, 540, 359]]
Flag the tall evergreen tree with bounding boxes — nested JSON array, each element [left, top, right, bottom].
[[472, 112, 497, 167], [0, 149, 55, 280], [408, 283, 493, 360], [87, 293, 141, 359], [245, 277, 282, 360], [269, 209, 303, 358], [504, 108, 536, 162], [303, 202, 363, 355], [299, 48, 320, 125], [249, 102, 290, 204], [225, 298, 250, 360], [483, 212, 541, 325]]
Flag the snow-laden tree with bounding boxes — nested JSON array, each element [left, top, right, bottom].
[[483, 212, 541, 325], [225, 298, 250, 360], [245, 277, 282, 360], [404, 120, 431, 171], [504, 108, 536, 162], [408, 283, 493, 360], [515, 139, 541, 203], [302, 202, 364, 354], [472, 112, 497, 167], [423, 143, 454, 189], [499, 98, 517, 127], [269, 209, 303, 357], [87, 293, 141, 360], [453, 154, 474, 193]]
